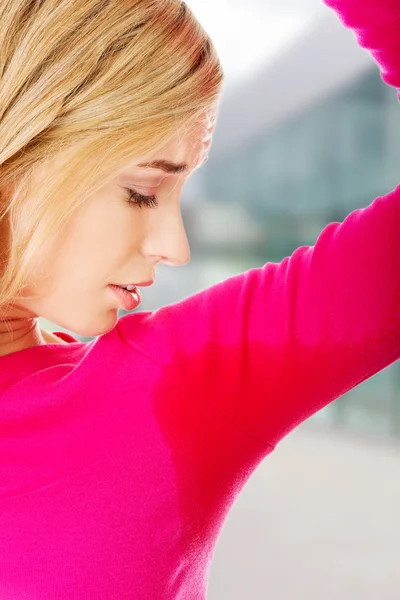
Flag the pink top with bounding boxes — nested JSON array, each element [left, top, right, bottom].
[[1, 1, 400, 598]]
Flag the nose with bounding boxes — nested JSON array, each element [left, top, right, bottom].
[[145, 205, 191, 267]]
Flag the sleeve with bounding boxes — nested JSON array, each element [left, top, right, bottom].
[[323, 0, 400, 93], [120, 186, 400, 448], [117, 0, 400, 449]]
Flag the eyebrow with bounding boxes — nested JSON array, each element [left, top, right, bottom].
[[137, 159, 189, 174]]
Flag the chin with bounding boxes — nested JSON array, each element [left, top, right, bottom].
[[51, 310, 120, 340]]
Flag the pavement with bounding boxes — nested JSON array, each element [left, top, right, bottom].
[[207, 424, 400, 600]]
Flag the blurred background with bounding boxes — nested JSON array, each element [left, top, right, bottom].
[[40, 1, 400, 598]]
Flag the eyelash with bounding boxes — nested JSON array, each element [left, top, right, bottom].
[[125, 188, 159, 210]]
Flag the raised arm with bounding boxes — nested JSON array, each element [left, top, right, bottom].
[[324, 0, 400, 92], [118, 0, 400, 451]]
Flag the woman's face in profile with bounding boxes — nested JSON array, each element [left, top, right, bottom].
[[0, 105, 218, 352]]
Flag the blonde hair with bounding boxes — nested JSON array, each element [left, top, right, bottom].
[[0, 0, 224, 311]]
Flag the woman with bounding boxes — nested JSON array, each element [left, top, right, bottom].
[[0, 0, 398, 598]]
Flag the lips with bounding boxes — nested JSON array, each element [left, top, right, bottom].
[[109, 284, 142, 310], [119, 280, 155, 288]]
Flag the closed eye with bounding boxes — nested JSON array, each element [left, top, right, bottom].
[[125, 188, 159, 209]]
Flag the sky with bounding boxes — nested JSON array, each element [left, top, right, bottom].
[[186, 0, 326, 91]]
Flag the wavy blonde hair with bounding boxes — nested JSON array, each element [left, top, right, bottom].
[[0, 0, 224, 311]]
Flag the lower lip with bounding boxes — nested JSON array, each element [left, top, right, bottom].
[[108, 284, 142, 310]]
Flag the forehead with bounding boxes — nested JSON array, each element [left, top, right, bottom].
[[149, 106, 218, 171]]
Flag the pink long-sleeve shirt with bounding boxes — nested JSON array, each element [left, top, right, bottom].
[[1, 1, 400, 598]]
